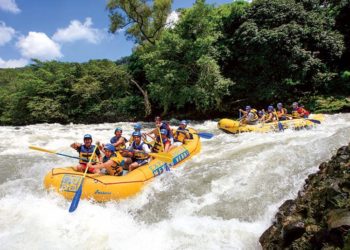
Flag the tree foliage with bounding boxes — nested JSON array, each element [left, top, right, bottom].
[[141, 0, 233, 114], [1, 0, 350, 125], [107, 0, 172, 45]]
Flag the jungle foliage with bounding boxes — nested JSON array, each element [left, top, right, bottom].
[[0, 0, 349, 125]]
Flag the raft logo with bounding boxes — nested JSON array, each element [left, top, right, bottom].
[[60, 175, 81, 192], [149, 149, 190, 177], [95, 190, 112, 195]]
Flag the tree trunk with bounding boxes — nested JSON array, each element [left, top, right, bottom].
[[131, 79, 152, 117]]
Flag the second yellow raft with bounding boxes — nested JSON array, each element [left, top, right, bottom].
[[218, 114, 324, 134]]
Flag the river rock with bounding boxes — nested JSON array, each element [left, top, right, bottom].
[[259, 143, 350, 249]]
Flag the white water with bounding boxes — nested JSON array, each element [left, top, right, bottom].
[[0, 114, 349, 250]]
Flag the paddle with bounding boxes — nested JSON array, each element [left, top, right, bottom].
[[157, 127, 165, 152], [305, 118, 321, 124], [29, 145, 97, 163], [274, 109, 284, 131], [69, 145, 98, 213], [121, 149, 173, 163], [148, 152, 173, 163], [175, 130, 213, 139]]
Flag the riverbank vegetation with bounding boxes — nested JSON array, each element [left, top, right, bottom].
[[0, 0, 349, 125]]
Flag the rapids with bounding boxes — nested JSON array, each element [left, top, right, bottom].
[[0, 114, 349, 249]]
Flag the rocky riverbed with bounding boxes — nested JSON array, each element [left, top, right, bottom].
[[260, 144, 350, 249]]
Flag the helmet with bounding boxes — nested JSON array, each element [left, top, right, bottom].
[[134, 123, 142, 130], [277, 103, 282, 108], [155, 116, 161, 121], [268, 105, 274, 111], [104, 143, 115, 152], [245, 105, 251, 111], [132, 131, 142, 137], [114, 127, 122, 133], [180, 120, 187, 125], [292, 102, 298, 107], [160, 129, 167, 135], [258, 111, 263, 115], [84, 134, 92, 140]]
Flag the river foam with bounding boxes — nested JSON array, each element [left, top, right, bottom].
[[0, 114, 349, 249]]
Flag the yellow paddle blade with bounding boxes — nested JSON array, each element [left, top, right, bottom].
[[148, 152, 173, 163], [29, 145, 56, 154]]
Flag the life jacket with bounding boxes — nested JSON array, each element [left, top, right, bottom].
[[292, 110, 300, 118], [152, 136, 170, 153], [265, 112, 277, 123], [128, 132, 153, 148], [131, 141, 149, 160], [174, 128, 191, 143], [277, 108, 288, 117], [297, 107, 310, 118], [247, 109, 258, 122], [103, 152, 123, 176], [160, 122, 173, 139], [110, 136, 127, 150], [78, 145, 98, 164]]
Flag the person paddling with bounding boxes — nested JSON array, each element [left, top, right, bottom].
[[122, 131, 151, 172], [71, 134, 101, 173], [276, 103, 290, 120], [239, 106, 258, 125], [87, 143, 123, 176], [174, 120, 192, 145], [109, 127, 127, 151], [264, 106, 277, 123], [151, 129, 172, 153], [292, 102, 310, 118], [146, 116, 174, 144], [258, 110, 266, 123]]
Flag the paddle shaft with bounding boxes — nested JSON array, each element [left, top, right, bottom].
[[29, 145, 98, 163], [69, 145, 98, 213], [157, 127, 165, 152]]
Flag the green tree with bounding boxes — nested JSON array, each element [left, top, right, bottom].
[[222, 0, 344, 106], [107, 0, 172, 46], [142, 0, 232, 115]]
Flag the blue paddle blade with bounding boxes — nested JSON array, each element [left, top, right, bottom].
[[278, 122, 284, 131], [69, 182, 83, 213], [197, 132, 214, 139], [306, 119, 321, 124]]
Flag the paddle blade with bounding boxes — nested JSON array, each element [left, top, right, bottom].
[[278, 122, 284, 131], [148, 152, 173, 163], [69, 182, 83, 213], [306, 119, 321, 124], [29, 145, 56, 154], [197, 132, 214, 139]]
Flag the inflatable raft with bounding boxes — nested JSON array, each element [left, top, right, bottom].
[[218, 114, 324, 134], [44, 128, 201, 202]]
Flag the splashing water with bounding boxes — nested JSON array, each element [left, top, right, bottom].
[[0, 114, 349, 249]]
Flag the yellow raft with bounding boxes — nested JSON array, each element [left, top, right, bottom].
[[218, 114, 324, 134], [44, 128, 201, 202]]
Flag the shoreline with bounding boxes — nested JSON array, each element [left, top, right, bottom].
[[259, 143, 350, 249]]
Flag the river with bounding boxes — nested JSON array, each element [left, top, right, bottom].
[[0, 114, 349, 249]]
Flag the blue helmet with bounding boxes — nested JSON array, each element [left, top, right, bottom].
[[268, 105, 274, 111], [180, 120, 187, 125], [115, 127, 122, 133], [292, 102, 298, 107], [84, 134, 92, 140], [277, 103, 283, 108], [245, 105, 251, 111], [160, 129, 167, 135], [132, 131, 142, 137], [258, 111, 264, 115], [134, 123, 142, 130], [104, 143, 115, 152]]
